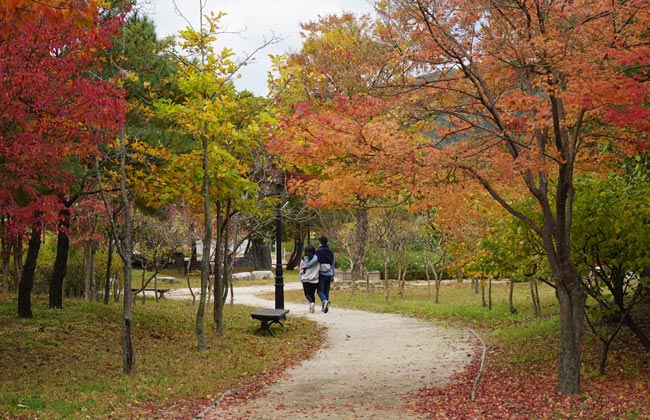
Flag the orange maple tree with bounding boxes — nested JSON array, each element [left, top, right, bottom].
[[269, 13, 420, 278], [377, 0, 649, 395]]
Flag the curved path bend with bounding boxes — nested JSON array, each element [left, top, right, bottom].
[[169, 283, 472, 420]]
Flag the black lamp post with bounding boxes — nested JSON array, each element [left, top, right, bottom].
[[274, 202, 286, 309]]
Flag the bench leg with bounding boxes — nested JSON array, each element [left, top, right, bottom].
[[256, 320, 275, 336], [255, 319, 287, 336]]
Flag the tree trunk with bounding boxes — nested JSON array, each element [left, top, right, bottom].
[[89, 241, 97, 300], [196, 130, 212, 352], [213, 202, 225, 336], [49, 210, 69, 308], [508, 279, 517, 314], [13, 235, 23, 295], [555, 275, 586, 395], [245, 240, 271, 270], [2, 248, 8, 293], [599, 340, 611, 376], [286, 226, 303, 270], [530, 278, 541, 317], [383, 259, 390, 303], [1, 221, 11, 293], [18, 222, 41, 318], [84, 241, 92, 301], [103, 235, 113, 305], [351, 207, 368, 280], [488, 278, 492, 310], [624, 314, 650, 349], [119, 124, 136, 374], [481, 281, 487, 307], [2, 238, 10, 293], [424, 266, 431, 300], [49, 197, 76, 309]]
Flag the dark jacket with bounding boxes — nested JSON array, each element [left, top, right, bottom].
[[316, 244, 334, 265], [316, 245, 334, 276]]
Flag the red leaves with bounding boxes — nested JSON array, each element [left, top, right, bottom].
[[405, 341, 650, 419], [0, 6, 127, 232]]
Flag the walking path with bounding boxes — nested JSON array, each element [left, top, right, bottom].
[[168, 282, 473, 420]]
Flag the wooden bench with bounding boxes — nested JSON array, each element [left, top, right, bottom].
[[251, 308, 290, 336], [131, 288, 170, 299], [156, 276, 179, 284]]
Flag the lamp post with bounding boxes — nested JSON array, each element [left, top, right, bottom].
[[274, 202, 286, 309]]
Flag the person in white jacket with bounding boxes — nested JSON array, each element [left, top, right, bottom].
[[299, 244, 320, 313]]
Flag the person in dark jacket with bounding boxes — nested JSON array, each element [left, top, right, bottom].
[[315, 235, 335, 313]]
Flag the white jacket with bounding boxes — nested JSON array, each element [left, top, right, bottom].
[[300, 255, 320, 283]]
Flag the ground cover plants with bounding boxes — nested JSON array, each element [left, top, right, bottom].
[[0, 293, 322, 419], [281, 277, 650, 419]]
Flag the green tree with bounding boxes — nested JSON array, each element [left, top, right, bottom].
[[572, 164, 650, 374], [155, 8, 276, 346]]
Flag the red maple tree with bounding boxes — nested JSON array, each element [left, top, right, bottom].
[[0, 6, 127, 317]]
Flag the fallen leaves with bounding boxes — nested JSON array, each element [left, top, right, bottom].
[[404, 333, 650, 420]]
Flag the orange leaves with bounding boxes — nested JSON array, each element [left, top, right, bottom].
[[273, 93, 419, 209], [0, 0, 99, 37]]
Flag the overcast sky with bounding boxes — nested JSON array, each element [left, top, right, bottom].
[[145, 0, 374, 96]]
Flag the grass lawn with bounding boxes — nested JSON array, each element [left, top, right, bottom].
[[0, 291, 322, 419], [3, 274, 648, 419]]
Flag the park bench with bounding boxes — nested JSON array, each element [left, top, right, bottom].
[[251, 308, 290, 336], [131, 288, 170, 299], [155, 276, 179, 284]]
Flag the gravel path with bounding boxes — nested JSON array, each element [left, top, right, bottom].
[[168, 282, 473, 420]]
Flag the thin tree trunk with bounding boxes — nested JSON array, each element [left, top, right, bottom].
[[1, 220, 11, 294], [18, 221, 41, 318], [488, 278, 492, 310], [352, 207, 368, 280], [103, 235, 113, 305], [13, 235, 24, 292], [90, 240, 97, 301], [481, 281, 486, 307], [196, 127, 212, 351], [84, 242, 92, 301], [509, 279, 517, 314], [383, 259, 390, 303], [118, 124, 136, 374], [285, 226, 303, 270], [424, 266, 431, 300], [624, 315, 650, 348], [213, 201, 225, 335], [186, 255, 196, 304], [599, 340, 611, 376], [2, 249, 8, 293], [529, 278, 540, 316]]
